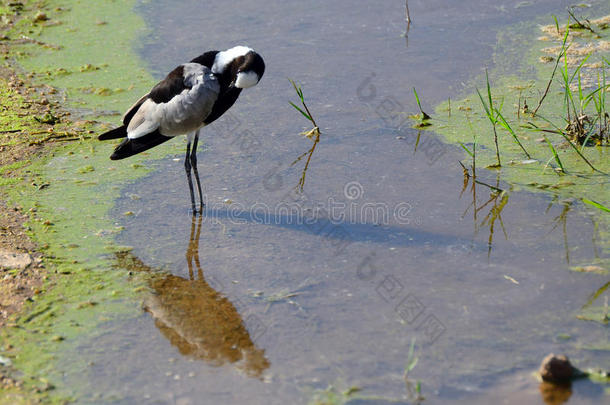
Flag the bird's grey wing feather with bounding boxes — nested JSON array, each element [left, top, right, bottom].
[[122, 93, 150, 126], [126, 64, 219, 139], [158, 64, 220, 136]]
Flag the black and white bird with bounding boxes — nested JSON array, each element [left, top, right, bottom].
[[98, 46, 265, 213]]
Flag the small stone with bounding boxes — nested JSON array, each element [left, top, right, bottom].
[[539, 354, 574, 383], [34, 11, 49, 22], [0, 250, 32, 270], [0, 355, 12, 366]]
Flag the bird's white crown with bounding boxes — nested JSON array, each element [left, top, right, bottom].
[[212, 45, 253, 74]]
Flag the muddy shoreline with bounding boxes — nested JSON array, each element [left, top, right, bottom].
[[0, 41, 71, 326], [0, 5, 80, 401], [0, 1, 146, 401]]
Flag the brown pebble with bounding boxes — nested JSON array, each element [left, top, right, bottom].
[[539, 354, 574, 383], [34, 12, 49, 22]]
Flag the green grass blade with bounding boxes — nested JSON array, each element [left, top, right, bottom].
[[496, 96, 505, 119], [413, 87, 431, 120], [582, 198, 610, 213], [578, 71, 583, 112], [542, 136, 565, 173], [407, 356, 419, 374], [476, 88, 493, 122], [495, 110, 531, 158], [532, 117, 604, 173], [458, 142, 474, 157], [289, 101, 312, 121], [533, 25, 570, 115], [405, 338, 418, 374], [485, 70, 493, 109], [288, 78, 304, 101], [562, 45, 580, 121], [413, 87, 423, 112], [569, 52, 592, 84], [582, 84, 609, 110]]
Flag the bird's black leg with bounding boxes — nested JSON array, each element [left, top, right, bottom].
[[184, 137, 197, 214], [190, 129, 204, 212]]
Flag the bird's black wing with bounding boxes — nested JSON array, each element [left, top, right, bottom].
[[190, 51, 218, 68], [148, 65, 190, 103], [109, 130, 173, 160], [203, 86, 242, 125], [99, 125, 128, 141]]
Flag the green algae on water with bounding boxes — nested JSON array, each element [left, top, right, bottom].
[[421, 7, 610, 359], [10, 0, 153, 118], [427, 9, 610, 262], [0, 0, 188, 403]]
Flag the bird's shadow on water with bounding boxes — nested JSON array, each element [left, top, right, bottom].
[[181, 204, 485, 253], [117, 185, 487, 253]]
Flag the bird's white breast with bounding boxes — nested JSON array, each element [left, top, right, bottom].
[[235, 71, 259, 89]]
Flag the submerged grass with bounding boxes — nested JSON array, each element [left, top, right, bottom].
[[425, 11, 609, 246], [418, 8, 610, 338], [408, 8, 610, 341]]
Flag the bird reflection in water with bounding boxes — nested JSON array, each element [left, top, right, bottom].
[[115, 214, 269, 378]]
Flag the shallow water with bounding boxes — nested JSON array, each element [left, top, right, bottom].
[[77, 0, 608, 403]]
